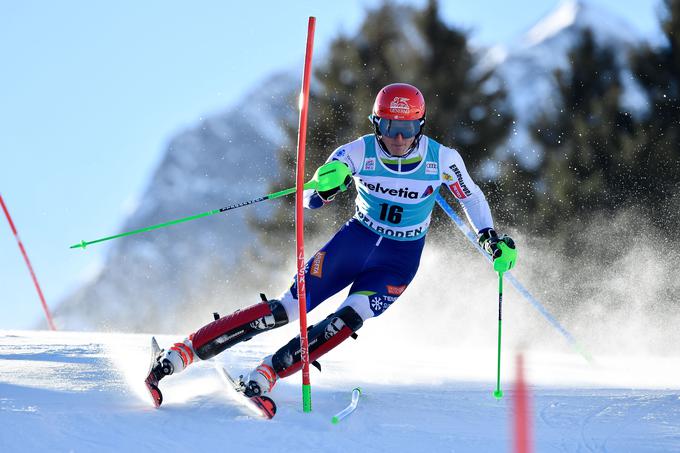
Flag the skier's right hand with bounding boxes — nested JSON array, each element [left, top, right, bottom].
[[317, 174, 353, 202]]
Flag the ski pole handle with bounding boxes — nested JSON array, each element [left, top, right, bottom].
[[493, 241, 517, 273], [331, 387, 362, 424], [311, 161, 352, 193]]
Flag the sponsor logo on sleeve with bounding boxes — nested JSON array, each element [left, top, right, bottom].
[[335, 148, 347, 158], [364, 157, 376, 171], [310, 251, 326, 278], [442, 173, 454, 181], [449, 182, 467, 199], [448, 164, 472, 197], [425, 161, 438, 175], [386, 284, 407, 296]]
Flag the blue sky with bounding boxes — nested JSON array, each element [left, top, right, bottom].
[[0, 0, 661, 330]]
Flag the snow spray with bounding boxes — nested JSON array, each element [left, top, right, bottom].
[[435, 193, 592, 364]]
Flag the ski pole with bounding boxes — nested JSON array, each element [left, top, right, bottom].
[[331, 387, 362, 424], [69, 160, 351, 250], [492, 241, 515, 400], [494, 270, 504, 399]]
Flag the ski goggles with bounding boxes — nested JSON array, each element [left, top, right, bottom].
[[374, 117, 423, 138]]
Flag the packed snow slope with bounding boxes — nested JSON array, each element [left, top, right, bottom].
[[1, 330, 678, 453]]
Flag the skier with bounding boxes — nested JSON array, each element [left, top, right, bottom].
[[146, 82, 516, 406]]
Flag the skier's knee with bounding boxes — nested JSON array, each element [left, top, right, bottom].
[[272, 306, 363, 378], [335, 305, 364, 331], [276, 289, 302, 323], [192, 298, 288, 360], [341, 291, 400, 320]]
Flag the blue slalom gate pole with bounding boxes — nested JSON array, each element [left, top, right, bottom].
[[435, 193, 593, 364]]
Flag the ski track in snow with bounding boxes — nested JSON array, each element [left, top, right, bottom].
[[0, 331, 678, 453]]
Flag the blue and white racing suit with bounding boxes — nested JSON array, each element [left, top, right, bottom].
[[277, 134, 494, 323]]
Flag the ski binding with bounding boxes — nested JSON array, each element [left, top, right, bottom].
[[216, 366, 277, 419]]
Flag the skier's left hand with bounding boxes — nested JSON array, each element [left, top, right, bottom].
[[478, 228, 516, 264]]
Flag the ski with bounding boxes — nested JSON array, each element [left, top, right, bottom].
[[143, 337, 163, 408], [216, 366, 277, 419]]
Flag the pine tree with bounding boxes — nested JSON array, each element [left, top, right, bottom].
[[524, 0, 680, 235], [528, 30, 641, 233], [629, 0, 680, 230]]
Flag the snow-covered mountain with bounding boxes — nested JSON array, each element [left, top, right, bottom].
[[481, 0, 647, 167], [55, 72, 299, 332]]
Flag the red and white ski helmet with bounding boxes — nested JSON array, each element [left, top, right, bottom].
[[372, 83, 426, 121]]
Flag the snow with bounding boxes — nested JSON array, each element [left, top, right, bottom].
[[522, 0, 638, 49], [524, 0, 582, 46], [1, 330, 678, 452], [514, 0, 641, 47]]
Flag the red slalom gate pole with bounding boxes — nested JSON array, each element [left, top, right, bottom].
[[0, 194, 57, 331], [295, 16, 316, 413], [513, 354, 532, 453]]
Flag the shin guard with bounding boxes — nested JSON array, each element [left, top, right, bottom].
[[272, 306, 363, 378], [192, 300, 288, 360]]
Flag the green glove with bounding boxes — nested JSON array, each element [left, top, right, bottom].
[[310, 161, 353, 201], [493, 240, 517, 273], [478, 228, 517, 273]]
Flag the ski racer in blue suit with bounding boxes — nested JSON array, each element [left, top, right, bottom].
[[147, 83, 516, 404]]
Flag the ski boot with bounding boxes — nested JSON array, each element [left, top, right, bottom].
[[144, 337, 195, 407], [239, 357, 278, 397]]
